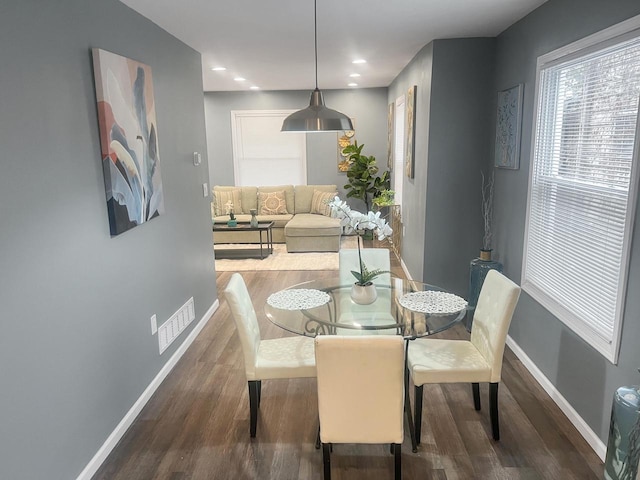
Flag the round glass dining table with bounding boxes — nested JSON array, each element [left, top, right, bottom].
[[264, 275, 468, 453], [264, 276, 468, 340]]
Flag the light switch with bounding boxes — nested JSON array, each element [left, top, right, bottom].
[[150, 314, 157, 335], [202, 183, 209, 197]]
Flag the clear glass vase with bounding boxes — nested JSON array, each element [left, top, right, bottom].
[[249, 209, 259, 228], [467, 249, 503, 330]]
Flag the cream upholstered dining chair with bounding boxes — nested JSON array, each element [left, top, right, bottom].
[[407, 269, 521, 443], [223, 273, 316, 437], [315, 335, 404, 480]]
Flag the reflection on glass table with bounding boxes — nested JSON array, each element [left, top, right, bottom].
[[264, 276, 467, 339]]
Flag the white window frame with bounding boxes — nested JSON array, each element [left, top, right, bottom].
[[522, 15, 640, 363], [230, 110, 307, 186]]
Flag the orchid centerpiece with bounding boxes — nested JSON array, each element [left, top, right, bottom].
[[328, 197, 393, 286], [224, 200, 236, 221]]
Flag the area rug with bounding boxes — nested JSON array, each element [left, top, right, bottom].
[[215, 236, 358, 271]]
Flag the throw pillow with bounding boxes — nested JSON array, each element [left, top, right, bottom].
[[310, 190, 337, 216], [213, 188, 242, 216], [258, 190, 288, 215]]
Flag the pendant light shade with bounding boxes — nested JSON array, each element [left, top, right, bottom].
[[281, 0, 353, 132], [282, 88, 354, 132]]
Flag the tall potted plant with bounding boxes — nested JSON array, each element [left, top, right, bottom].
[[343, 142, 390, 211], [467, 172, 503, 330], [480, 171, 495, 260]]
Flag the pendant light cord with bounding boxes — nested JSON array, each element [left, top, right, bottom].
[[314, 0, 318, 89]]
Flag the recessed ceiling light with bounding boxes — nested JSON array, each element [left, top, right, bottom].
[[250, 86, 260, 90], [349, 73, 361, 78], [211, 66, 226, 71], [352, 59, 367, 64], [348, 83, 358, 87], [234, 77, 246, 82]]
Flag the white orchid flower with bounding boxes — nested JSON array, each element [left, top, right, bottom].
[[328, 197, 392, 240]]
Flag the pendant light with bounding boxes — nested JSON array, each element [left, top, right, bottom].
[[281, 0, 354, 132]]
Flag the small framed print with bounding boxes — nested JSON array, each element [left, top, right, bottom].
[[494, 84, 523, 169], [337, 120, 355, 172], [405, 85, 416, 179], [387, 102, 394, 170]]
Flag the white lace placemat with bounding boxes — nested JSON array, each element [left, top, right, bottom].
[[399, 291, 467, 315], [267, 289, 331, 311]]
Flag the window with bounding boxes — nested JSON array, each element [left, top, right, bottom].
[[231, 110, 307, 186], [522, 19, 640, 363]]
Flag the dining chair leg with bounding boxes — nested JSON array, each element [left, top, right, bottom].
[[490, 382, 500, 440], [322, 443, 332, 480], [472, 382, 481, 411], [404, 343, 418, 453], [393, 443, 402, 480], [248, 381, 259, 437], [257, 380, 262, 408], [414, 384, 423, 445]]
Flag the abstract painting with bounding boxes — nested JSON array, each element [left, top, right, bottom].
[[92, 48, 165, 236], [494, 84, 523, 169], [405, 85, 417, 179], [387, 102, 394, 170]]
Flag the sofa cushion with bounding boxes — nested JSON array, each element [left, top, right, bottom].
[[258, 190, 288, 215], [258, 185, 294, 213], [212, 188, 242, 216], [239, 186, 258, 211], [256, 213, 294, 228], [212, 186, 258, 214], [310, 190, 337, 216], [294, 185, 337, 213], [285, 214, 342, 237]]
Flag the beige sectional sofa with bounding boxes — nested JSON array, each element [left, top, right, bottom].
[[211, 184, 342, 252]]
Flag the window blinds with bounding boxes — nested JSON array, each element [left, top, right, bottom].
[[523, 34, 640, 361]]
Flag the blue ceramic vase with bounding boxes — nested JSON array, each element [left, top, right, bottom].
[[604, 378, 640, 480], [467, 249, 503, 331]]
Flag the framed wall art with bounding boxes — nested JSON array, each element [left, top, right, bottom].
[[405, 85, 417, 179], [92, 48, 165, 236], [494, 84, 523, 169], [387, 102, 394, 170], [337, 119, 356, 172]]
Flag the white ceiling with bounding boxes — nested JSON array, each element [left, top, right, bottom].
[[120, 0, 547, 92]]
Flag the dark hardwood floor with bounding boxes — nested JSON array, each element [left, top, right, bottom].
[[93, 251, 604, 479]]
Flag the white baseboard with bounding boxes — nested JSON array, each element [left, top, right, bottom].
[[400, 257, 412, 280], [505, 335, 607, 461], [76, 299, 220, 480]]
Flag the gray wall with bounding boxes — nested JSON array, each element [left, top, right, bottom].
[[492, 0, 640, 441], [425, 39, 495, 296], [204, 88, 388, 209], [0, 1, 216, 479], [388, 43, 434, 281], [388, 39, 495, 293]]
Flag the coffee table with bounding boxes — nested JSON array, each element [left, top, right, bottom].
[[213, 222, 274, 259]]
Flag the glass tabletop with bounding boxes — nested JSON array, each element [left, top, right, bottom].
[[264, 276, 468, 339]]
